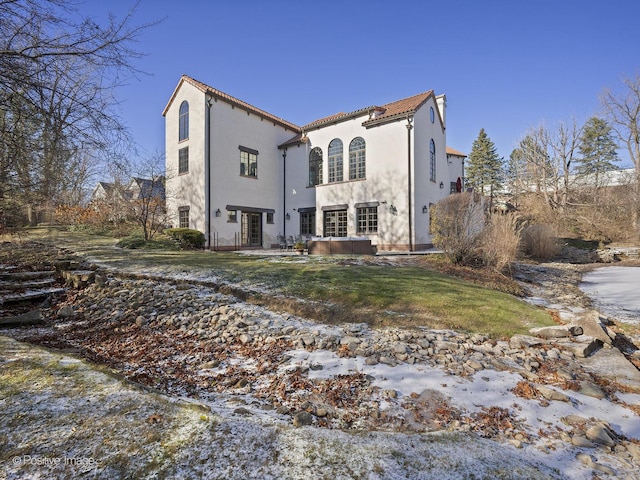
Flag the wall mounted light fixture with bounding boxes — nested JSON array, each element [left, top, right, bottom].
[[285, 213, 290, 221], [439, 182, 444, 189], [215, 208, 221, 217], [422, 205, 428, 214]]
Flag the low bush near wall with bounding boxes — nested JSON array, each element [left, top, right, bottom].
[[165, 228, 205, 250]]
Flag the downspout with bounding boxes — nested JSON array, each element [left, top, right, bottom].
[[406, 116, 414, 252], [282, 147, 287, 237], [206, 96, 213, 249]]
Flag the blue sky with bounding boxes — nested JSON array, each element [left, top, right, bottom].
[[84, 0, 639, 166]]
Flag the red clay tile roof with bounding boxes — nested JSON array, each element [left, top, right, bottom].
[[446, 147, 466, 156], [163, 75, 301, 132], [362, 91, 434, 127], [278, 132, 309, 149]]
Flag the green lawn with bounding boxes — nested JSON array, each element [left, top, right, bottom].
[[7, 227, 555, 338]]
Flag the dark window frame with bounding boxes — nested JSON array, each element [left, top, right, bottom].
[[430, 139, 436, 182], [328, 138, 343, 183], [179, 100, 189, 141], [178, 206, 190, 228], [178, 146, 189, 174], [309, 147, 323, 186], [239, 146, 258, 178], [356, 206, 378, 234], [349, 137, 366, 180]]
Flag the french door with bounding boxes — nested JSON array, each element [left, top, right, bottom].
[[241, 212, 262, 247]]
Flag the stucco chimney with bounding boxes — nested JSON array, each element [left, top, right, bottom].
[[436, 94, 446, 128]]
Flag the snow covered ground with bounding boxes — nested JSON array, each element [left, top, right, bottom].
[[580, 266, 640, 324]]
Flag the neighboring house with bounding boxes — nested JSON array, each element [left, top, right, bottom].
[[163, 74, 465, 251], [90, 177, 165, 217]]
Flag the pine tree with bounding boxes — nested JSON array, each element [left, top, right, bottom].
[[466, 129, 504, 202], [577, 117, 619, 187]]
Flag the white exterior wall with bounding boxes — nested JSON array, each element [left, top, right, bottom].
[[165, 83, 206, 232], [165, 77, 461, 251], [207, 99, 293, 248], [282, 142, 318, 237], [413, 99, 450, 247]]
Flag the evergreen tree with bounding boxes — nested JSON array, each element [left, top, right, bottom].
[[577, 117, 619, 187], [466, 128, 504, 202]]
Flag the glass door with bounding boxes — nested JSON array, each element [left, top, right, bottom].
[[241, 212, 262, 247]]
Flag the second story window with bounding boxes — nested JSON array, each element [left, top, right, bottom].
[[239, 146, 258, 178], [349, 137, 366, 180], [178, 147, 189, 174], [328, 138, 343, 183], [179, 100, 189, 141], [309, 147, 323, 186], [430, 139, 436, 182]]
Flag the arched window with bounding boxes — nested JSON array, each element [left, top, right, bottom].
[[349, 137, 366, 180], [430, 139, 436, 182], [309, 147, 323, 186], [179, 100, 189, 141], [328, 139, 343, 183]]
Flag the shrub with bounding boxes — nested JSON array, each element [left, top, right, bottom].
[[521, 224, 560, 260], [116, 236, 147, 249], [480, 213, 522, 273], [431, 192, 485, 265], [165, 228, 205, 249]]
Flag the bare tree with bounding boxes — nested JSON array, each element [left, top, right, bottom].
[[601, 72, 640, 237], [0, 0, 157, 226]]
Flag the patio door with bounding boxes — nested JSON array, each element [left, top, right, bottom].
[[241, 212, 262, 247]]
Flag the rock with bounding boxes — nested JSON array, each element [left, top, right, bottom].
[[315, 408, 328, 418], [57, 305, 75, 317], [508, 439, 523, 448], [510, 335, 545, 349], [292, 411, 313, 427], [571, 435, 595, 448], [578, 381, 606, 399], [200, 360, 220, 369], [529, 325, 583, 339], [581, 347, 640, 393], [0, 310, 45, 326], [233, 407, 252, 416], [135, 316, 148, 327], [576, 452, 593, 466], [586, 424, 616, 447], [536, 385, 570, 402], [626, 442, 640, 462], [393, 342, 408, 354], [340, 336, 361, 345], [365, 356, 378, 365], [239, 334, 253, 344], [557, 336, 603, 358], [562, 415, 588, 426], [383, 389, 398, 399], [574, 312, 614, 345]]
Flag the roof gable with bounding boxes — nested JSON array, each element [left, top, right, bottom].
[[163, 75, 301, 132]]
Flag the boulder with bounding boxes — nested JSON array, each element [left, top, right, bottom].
[[529, 325, 583, 339], [573, 311, 614, 345]]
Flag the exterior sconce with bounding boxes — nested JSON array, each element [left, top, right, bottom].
[[215, 208, 221, 217], [439, 182, 444, 189], [285, 213, 290, 221], [389, 204, 398, 215], [422, 205, 428, 214]]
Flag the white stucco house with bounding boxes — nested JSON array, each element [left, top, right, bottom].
[[163, 75, 465, 252]]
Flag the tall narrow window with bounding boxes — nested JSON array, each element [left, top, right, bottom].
[[178, 206, 190, 228], [239, 146, 258, 178], [328, 139, 343, 183], [349, 137, 366, 180], [300, 211, 316, 236], [179, 101, 189, 141], [178, 147, 189, 174], [430, 139, 436, 182], [309, 147, 323, 186]]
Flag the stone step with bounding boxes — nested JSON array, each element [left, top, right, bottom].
[[0, 270, 56, 281], [60, 270, 96, 288], [0, 278, 57, 291], [0, 287, 66, 305], [0, 309, 45, 327]]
